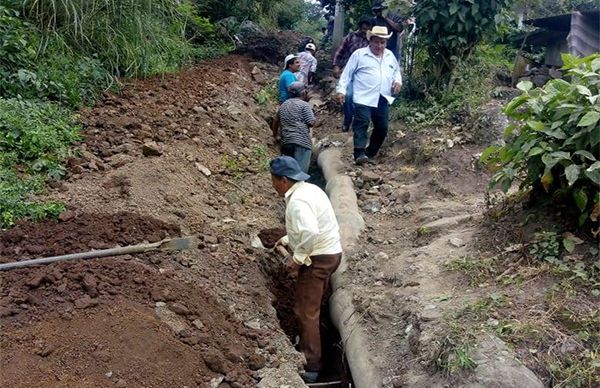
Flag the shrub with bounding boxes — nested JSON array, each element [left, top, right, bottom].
[[0, 98, 79, 227], [0, 5, 112, 108], [481, 54, 600, 226]]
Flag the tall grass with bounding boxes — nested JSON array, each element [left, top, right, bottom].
[[21, 0, 198, 77]]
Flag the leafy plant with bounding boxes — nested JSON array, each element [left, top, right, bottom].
[[482, 54, 600, 227], [0, 98, 79, 227], [414, 0, 511, 86]]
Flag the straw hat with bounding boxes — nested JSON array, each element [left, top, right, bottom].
[[366, 26, 392, 40]]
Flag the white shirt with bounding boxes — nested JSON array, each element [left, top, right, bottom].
[[336, 46, 402, 107], [295, 51, 318, 85], [283, 181, 342, 266]]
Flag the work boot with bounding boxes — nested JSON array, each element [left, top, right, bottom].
[[301, 371, 319, 383], [355, 155, 369, 165]]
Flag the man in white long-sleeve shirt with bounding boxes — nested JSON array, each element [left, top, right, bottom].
[[269, 155, 342, 383], [336, 26, 402, 165]]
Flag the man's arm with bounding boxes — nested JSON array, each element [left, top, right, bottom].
[[271, 110, 280, 139], [392, 57, 402, 94], [385, 12, 404, 33]]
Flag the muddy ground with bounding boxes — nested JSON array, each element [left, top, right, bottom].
[[1, 40, 598, 388]]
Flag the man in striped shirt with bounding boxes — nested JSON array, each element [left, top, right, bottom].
[[271, 82, 315, 172]]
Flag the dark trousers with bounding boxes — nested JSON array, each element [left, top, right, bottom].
[[352, 95, 389, 159], [294, 252, 342, 372]]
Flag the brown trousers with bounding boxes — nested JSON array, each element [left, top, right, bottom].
[[294, 252, 342, 372]]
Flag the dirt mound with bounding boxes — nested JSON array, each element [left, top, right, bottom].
[[0, 212, 180, 261], [0, 256, 264, 387], [235, 30, 304, 64]]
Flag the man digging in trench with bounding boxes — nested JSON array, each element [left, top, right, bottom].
[[263, 156, 342, 383]]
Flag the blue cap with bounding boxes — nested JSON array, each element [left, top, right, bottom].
[[270, 156, 310, 181]]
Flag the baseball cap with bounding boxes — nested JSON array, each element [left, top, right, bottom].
[[305, 43, 316, 51], [283, 54, 299, 70], [270, 156, 310, 181]]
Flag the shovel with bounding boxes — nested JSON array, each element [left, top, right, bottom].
[[250, 233, 290, 259], [0, 236, 199, 271]]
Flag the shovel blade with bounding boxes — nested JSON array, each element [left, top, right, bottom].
[[157, 236, 199, 251]]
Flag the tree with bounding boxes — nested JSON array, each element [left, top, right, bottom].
[[415, 0, 512, 87]]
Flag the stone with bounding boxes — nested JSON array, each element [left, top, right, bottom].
[[192, 319, 205, 330], [247, 354, 266, 370], [142, 141, 163, 156], [192, 106, 205, 114], [448, 237, 465, 248], [82, 274, 99, 298], [108, 154, 134, 168], [169, 302, 190, 316], [203, 350, 229, 374], [195, 162, 212, 177], [374, 252, 389, 261], [361, 170, 382, 183], [26, 275, 47, 289], [74, 296, 99, 309], [204, 235, 219, 245], [244, 319, 262, 330], [115, 379, 127, 388], [421, 306, 442, 321], [462, 335, 544, 388], [58, 210, 76, 222]]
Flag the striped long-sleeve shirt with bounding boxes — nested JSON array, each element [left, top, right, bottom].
[[278, 98, 315, 150]]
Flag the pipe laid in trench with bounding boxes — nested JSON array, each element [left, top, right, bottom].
[[317, 148, 382, 388]]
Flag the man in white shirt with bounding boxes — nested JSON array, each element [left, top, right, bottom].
[[336, 26, 402, 165], [269, 155, 342, 383]]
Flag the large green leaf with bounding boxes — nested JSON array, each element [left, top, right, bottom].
[[573, 150, 597, 161], [577, 111, 600, 127], [584, 161, 600, 184], [541, 151, 571, 169], [564, 163, 580, 186], [517, 80, 533, 92], [573, 189, 588, 212]]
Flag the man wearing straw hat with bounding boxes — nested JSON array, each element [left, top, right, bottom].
[[336, 25, 402, 165]]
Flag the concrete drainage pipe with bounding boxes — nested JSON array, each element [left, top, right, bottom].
[[317, 148, 381, 388]]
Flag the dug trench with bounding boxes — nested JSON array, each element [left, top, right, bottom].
[[0, 50, 359, 387]]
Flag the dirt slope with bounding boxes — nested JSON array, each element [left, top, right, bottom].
[[1, 55, 305, 388]]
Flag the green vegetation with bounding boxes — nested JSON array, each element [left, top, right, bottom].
[[414, 0, 511, 86], [0, 98, 78, 226], [0, 0, 312, 228], [396, 43, 514, 128], [481, 54, 600, 227]]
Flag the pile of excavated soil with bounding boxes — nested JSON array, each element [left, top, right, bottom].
[[0, 212, 180, 260], [1, 53, 305, 387]]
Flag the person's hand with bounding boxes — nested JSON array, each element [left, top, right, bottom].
[[333, 66, 341, 78], [336, 93, 345, 104], [286, 256, 301, 274], [393, 82, 402, 95], [405, 16, 416, 26]]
